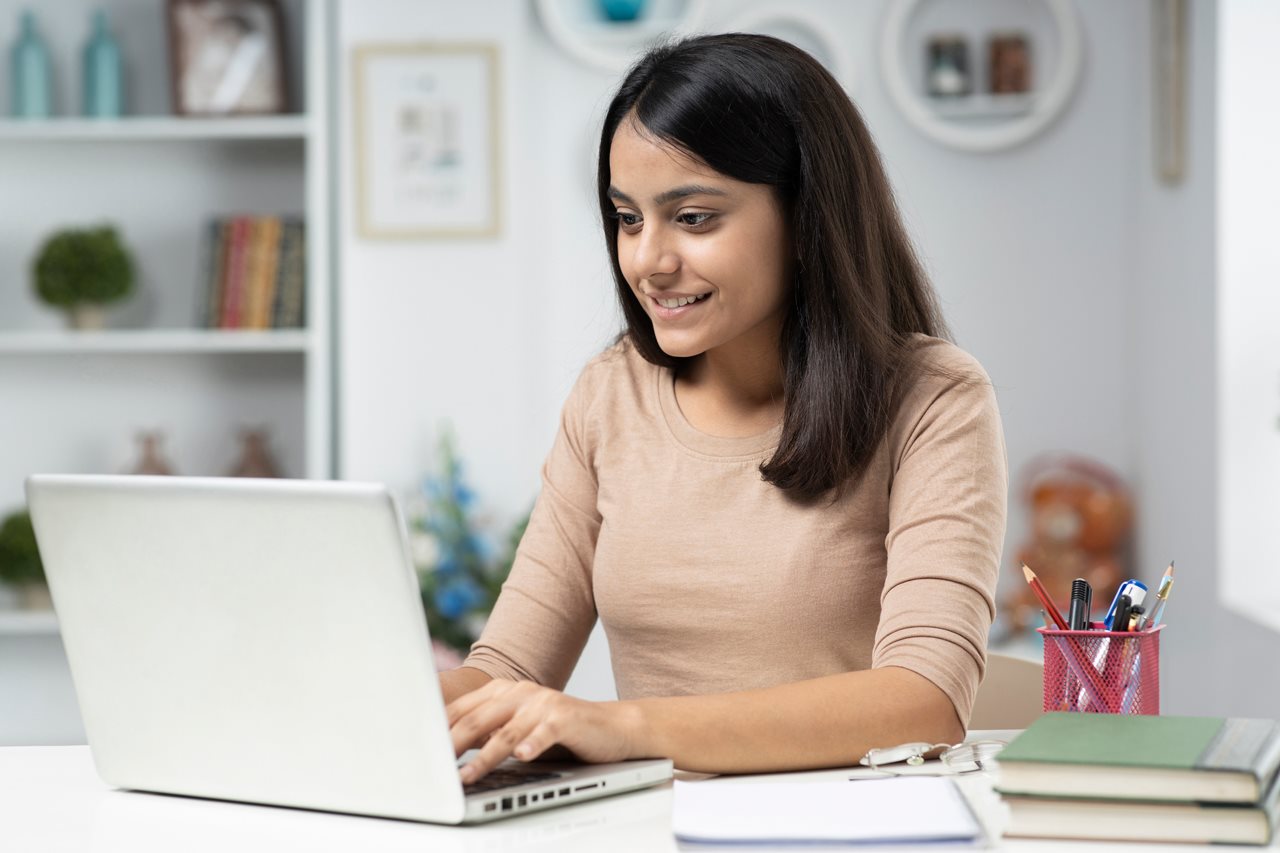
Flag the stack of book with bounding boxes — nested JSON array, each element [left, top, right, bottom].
[[198, 215, 306, 330], [996, 713, 1280, 845]]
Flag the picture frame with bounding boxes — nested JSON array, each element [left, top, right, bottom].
[[166, 0, 290, 116], [352, 42, 502, 240]]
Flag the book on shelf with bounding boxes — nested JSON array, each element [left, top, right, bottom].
[[199, 215, 305, 330], [1002, 767, 1280, 846], [995, 713, 1280, 804]]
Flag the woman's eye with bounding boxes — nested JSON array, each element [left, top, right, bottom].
[[678, 212, 713, 227], [612, 212, 641, 228]]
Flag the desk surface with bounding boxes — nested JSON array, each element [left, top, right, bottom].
[[2, 741, 1272, 852]]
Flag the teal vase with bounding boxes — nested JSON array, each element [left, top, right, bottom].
[[10, 9, 53, 118], [82, 9, 123, 117]]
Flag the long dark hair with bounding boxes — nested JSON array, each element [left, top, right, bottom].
[[597, 33, 951, 503]]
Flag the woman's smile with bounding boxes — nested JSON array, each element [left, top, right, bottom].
[[648, 290, 713, 321]]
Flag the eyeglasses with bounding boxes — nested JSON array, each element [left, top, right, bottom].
[[853, 739, 1007, 778]]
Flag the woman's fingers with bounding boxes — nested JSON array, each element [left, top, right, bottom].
[[458, 707, 544, 784], [444, 678, 505, 727], [450, 690, 521, 756]]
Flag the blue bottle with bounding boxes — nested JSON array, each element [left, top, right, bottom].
[[599, 0, 647, 23], [83, 9, 123, 117], [10, 9, 53, 118]]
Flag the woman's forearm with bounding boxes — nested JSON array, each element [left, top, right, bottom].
[[623, 666, 965, 774], [439, 666, 494, 705]]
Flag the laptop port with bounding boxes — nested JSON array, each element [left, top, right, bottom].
[[501, 797, 512, 811], [531, 794, 539, 802], [484, 802, 496, 812], [517, 795, 527, 807], [559, 787, 570, 797], [543, 791, 555, 800], [573, 783, 599, 792]]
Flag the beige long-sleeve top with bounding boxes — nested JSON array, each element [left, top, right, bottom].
[[462, 334, 1007, 724]]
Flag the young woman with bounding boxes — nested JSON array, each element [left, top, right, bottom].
[[440, 33, 1007, 785]]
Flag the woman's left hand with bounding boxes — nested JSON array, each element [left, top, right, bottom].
[[446, 679, 645, 784]]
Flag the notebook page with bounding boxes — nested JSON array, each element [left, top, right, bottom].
[[672, 776, 982, 844]]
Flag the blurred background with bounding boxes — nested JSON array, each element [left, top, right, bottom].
[[0, 0, 1275, 745]]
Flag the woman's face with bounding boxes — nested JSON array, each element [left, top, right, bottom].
[[608, 117, 794, 361]]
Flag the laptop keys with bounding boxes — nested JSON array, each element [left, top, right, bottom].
[[462, 767, 562, 795]]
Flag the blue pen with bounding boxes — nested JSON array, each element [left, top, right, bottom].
[[1104, 580, 1147, 630]]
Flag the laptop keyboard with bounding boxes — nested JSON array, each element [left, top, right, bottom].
[[462, 766, 564, 795]]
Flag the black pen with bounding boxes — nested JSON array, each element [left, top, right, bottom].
[[1111, 594, 1132, 633], [1068, 578, 1091, 630]]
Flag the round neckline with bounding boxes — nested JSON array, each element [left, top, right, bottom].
[[657, 366, 783, 459]]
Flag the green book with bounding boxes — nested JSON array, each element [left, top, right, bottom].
[[996, 713, 1280, 803]]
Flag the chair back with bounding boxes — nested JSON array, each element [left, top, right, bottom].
[[969, 652, 1044, 730]]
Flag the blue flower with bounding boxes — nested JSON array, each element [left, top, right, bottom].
[[436, 552, 461, 576], [435, 577, 483, 619]]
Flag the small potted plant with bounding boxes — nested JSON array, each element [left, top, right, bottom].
[[0, 510, 49, 610], [32, 225, 135, 329]]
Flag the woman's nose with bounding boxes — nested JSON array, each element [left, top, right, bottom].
[[630, 223, 679, 279]]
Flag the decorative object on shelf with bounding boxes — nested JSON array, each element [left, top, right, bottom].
[[1153, 0, 1187, 185], [226, 427, 282, 478], [82, 8, 125, 118], [166, 0, 290, 116], [130, 430, 176, 475], [198, 215, 305, 329], [0, 509, 48, 610], [32, 224, 135, 330], [1001, 453, 1133, 637], [987, 32, 1031, 95], [925, 34, 972, 97], [599, 0, 647, 23], [535, 0, 708, 74], [9, 9, 53, 118], [353, 42, 501, 240], [406, 425, 531, 657], [879, 0, 1083, 152], [725, 8, 854, 92]]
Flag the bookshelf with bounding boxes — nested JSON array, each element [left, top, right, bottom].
[[0, 115, 310, 141], [0, 0, 330, 668], [0, 0, 330, 506]]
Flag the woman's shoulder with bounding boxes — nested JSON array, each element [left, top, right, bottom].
[[903, 333, 992, 386], [567, 335, 660, 410]]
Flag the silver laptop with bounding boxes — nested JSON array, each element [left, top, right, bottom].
[[25, 474, 672, 824]]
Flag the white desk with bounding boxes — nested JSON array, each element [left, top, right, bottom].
[[2, 742, 1272, 851]]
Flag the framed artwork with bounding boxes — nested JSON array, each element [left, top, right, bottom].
[[166, 0, 290, 116], [353, 43, 501, 239]]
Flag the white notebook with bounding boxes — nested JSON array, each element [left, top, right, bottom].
[[672, 776, 984, 846]]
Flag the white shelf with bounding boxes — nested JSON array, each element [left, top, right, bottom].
[[0, 610, 58, 636], [0, 329, 311, 354], [0, 116, 310, 142], [929, 93, 1036, 120]]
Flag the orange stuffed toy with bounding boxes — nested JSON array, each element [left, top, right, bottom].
[[1005, 453, 1134, 633]]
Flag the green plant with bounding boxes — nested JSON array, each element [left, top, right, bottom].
[[32, 225, 135, 307], [0, 510, 44, 586], [410, 427, 531, 654]]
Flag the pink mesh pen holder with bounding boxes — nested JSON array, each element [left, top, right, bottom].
[[1037, 625, 1162, 715]]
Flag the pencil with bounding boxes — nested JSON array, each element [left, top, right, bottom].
[[1022, 564, 1069, 630], [1149, 562, 1175, 626]]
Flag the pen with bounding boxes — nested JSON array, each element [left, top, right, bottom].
[[1111, 594, 1132, 634], [1104, 579, 1147, 629], [1067, 578, 1091, 631]]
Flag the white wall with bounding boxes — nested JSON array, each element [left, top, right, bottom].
[[1215, 1, 1280, 638], [336, 1, 1279, 711], [1125, 0, 1280, 717]]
